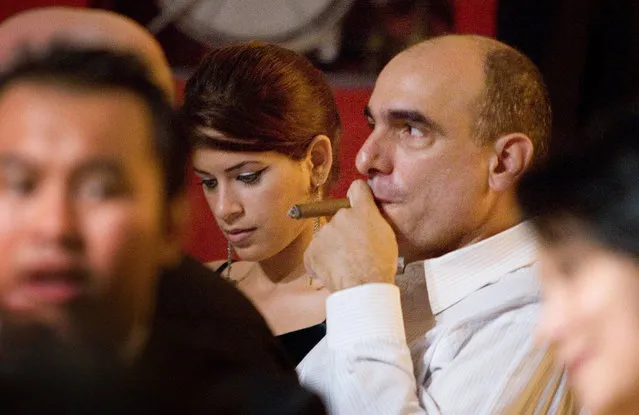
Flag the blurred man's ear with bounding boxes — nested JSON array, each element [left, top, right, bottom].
[[487, 133, 534, 192], [160, 192, 189, 267]]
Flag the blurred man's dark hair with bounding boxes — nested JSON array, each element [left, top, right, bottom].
[[0, 44, 188, 200]]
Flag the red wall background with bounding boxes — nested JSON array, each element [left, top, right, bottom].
[[0, 0, 496, 262]]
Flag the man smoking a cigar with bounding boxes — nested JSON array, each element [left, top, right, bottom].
[[299, 35, 567, 414]]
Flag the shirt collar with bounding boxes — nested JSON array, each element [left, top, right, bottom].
[[414, 222, 538, 315]]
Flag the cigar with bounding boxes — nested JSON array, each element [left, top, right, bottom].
[[288, 198, 351, 219]]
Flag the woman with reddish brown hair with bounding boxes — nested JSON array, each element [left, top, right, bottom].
[[181, 41, 341, 366]]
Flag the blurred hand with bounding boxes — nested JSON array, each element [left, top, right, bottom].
[[304, 180, 398, 292]]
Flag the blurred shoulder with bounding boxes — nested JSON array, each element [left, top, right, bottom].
[[206, 259, 227, 271], [206, 259, 254, 275]]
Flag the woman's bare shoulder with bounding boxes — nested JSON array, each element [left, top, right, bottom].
[[205, 259, 227, 270], [205, 259, 253, 273]]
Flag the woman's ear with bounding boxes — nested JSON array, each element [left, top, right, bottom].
[[306, 134, 333, 188], [488, 133, 534, 192]]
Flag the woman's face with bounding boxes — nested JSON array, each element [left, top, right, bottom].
[[193, 147, 314, 261], [537, 234, 639, 415]]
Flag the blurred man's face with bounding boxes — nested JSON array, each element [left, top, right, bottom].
[[0, 81, 174, 362]]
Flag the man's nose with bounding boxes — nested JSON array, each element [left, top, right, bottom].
[[31, 184, 81, 247], [355, 132, 394, 177]]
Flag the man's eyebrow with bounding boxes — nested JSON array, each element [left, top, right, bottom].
[[0, 155, 127, 174], [74, 158, 126, 175], [387, 109, 446, 136], [363, 107, 446, 136], [0, 154, 31, 169], [364, 106, 373, 119]]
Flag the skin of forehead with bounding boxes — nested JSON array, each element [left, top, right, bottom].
[[398, 35, 489, 88], [0, 6, 174, 101], [373, 35, 490, 121]]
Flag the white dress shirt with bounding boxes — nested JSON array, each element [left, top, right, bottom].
[[298, 222, 566, 414]]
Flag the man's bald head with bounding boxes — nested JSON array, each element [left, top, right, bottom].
[[401, 35, 551, 163], [0, 7, 174, 101]]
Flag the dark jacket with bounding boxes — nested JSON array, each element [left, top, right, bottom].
[[0, 256, 325, 414], [136, 255, 325, 414]]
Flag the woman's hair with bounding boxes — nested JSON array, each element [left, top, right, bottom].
[[181, 41, 341, 191], [518, 108, 639, 257]]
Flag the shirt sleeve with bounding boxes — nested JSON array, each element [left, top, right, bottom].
[[299, 283, 428, 414], [298, 284, 569, 415]]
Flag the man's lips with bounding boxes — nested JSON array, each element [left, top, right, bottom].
[[374, 197, 395, 205], [368, 187, 401, 205], [6, 269, 87, 309], [367, 178, 402, 203]]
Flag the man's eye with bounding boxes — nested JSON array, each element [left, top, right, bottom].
[[1, 173, 35, 196], [200, 178, 217, 190], [77, 177, 124, 200], [9, 179, 34, 196], [237, 168, 267, 185], [366, 117, 375, 130], [403, 125, 424, 137], [400, 125, 433, 150]]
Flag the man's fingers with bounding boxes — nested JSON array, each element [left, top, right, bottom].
[[346, 179, 376, 210]]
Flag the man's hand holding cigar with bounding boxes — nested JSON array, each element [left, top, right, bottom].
[[302, 180, 398, 292]]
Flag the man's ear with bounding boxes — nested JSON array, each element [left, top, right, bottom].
[[305, 134, 333, 189], [488, 133, 534, 192], [159, 192, 189, 267]]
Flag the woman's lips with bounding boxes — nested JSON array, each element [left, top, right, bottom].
[[225, 228, 256, 244], [566, 352, 591, 382]]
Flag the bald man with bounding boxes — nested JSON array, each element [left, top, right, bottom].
[[0, 7, 174, 101], [299, 35, 571, 414]]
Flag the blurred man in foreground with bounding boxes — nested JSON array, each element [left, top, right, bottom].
[[0, 44, 321, 414], [0, 6, 174, 101]]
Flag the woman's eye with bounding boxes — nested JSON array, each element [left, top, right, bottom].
[[555, 256, 581, 280], [237, 168, 266, 184], [200, 178, 217, 190]]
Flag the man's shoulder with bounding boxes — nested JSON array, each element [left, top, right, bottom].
[[156, 255, 253, 318], [146, 255, 296, 375]]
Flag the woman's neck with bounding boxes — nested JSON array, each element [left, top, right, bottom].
[[258, 221, 315, 284]]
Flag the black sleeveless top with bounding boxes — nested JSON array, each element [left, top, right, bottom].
[[216, 262, 326, 365]]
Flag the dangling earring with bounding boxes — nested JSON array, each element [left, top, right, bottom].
[[313, 190, 321, 235], [310, 187, 321, 287], [226, 240, 233, 281]]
